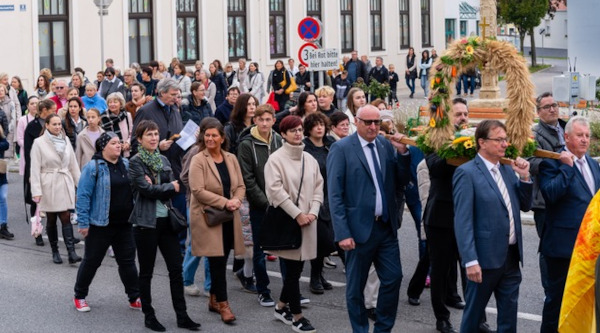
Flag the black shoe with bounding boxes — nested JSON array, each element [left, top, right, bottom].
[[408, 297, 420, 306], [409, 93, 414, 98], [235, 269, 257, 293], [35, 235, 45, 246], [446, 301, 465, 310], [258, 293, 275, 307], [320, 275, 333, 290], [436, 319, 458, 333], [177, 315, 201, 331], [52, 251, 63, 264], [145, 315, 166, 332], [0, 224, 14, 240], [292, 317, 316, 332], [479, 322, 496, 333], [274, 305, 293, 325], [366, 308, 376, 321], [62, 225, 82, 264], [309, 279, 324, 294]]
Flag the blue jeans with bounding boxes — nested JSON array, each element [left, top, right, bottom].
[[182, 209, 211, 290], [0, 184, 7, 224], [250, 209, 271, 294], [420, 75, 429, 96], [405, 77, 415, 94]]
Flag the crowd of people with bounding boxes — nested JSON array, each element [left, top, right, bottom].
[[0, 49, 585, 333]]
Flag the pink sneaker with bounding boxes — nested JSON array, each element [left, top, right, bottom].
[[74, 298, 91, 312], [129, 297, 142, 310], [425, 276, 431, 288]]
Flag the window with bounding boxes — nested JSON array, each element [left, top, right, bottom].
[[340, 0, 354, 53], [445, 19, 455, 45], [399, 0, 410, 49], [38, 0, 70, 74], [370, 0, 383, 50], [269, 0, 286, 57], [228, 0, 247, 60], [421, 0, 431, 47], [460, 20, 467, 37], [176, 0, 198, 64], [128, 0, 154, 65], [306, 0, 321, 21]]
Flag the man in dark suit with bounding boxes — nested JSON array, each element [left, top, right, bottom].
[[539, 116, 600, 332], [327, 105, 410, 333], [453, 120, 533, 333], [367, 57, 389, 85]]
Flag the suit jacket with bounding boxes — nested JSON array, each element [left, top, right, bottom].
[[539, 152, 600, 258], [453, 155, 533, 269], [423, 153, 458, 229], [327, 133, 410, 244]]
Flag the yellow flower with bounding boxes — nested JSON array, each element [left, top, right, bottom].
[[452, 136, 471, 145], [430, 78, 435, 89], [465, 45, 474, 55], [429, 118, 436, 128], [475, 37, 481, 44], [528, 138, 535, 143], [464, 140, 474, 149]]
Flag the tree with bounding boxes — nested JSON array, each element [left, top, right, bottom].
[[499, 0, 548, 66]]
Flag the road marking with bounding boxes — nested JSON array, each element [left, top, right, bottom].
[[226, 264, 347, 287], [486, 307, 542, 322]]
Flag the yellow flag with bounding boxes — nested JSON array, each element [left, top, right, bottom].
[[559, 191, 600, 332]]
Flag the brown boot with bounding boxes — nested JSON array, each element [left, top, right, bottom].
[[208, 294, 219, 313], [217, 301, 236, 323]]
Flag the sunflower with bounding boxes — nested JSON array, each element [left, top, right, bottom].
[[464, 140, 474, 149], [465, 45, 474, 55], [429, 118, 436, 128]]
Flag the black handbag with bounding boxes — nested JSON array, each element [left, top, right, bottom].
[[259, 157, 305, 251], [204, 207, 234, 227], [167, 202, 187, 233]]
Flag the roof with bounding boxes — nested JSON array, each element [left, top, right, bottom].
[[459, 2, 478, 20]]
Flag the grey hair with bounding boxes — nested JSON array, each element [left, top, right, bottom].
[[565, 116, 589, 134], [106, 92, 126, 108], [156, 78, 179, 96], [376, 56, 384, 62], [130, 62, 141, 71]]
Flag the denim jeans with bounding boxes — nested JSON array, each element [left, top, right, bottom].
[[250, 209, 270, 294], [0, 184, 7, 224], [420, 75, 429, 96], [405, 77, 415, 94], [182, 209, 211, 291]]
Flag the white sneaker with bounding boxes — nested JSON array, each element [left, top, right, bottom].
[[323, 257, 337, 269], [184, 284, 201, 296]]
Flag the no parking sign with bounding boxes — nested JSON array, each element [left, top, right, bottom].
[[297, 17, 322, 42]]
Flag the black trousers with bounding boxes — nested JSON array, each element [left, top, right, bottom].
[[279, 258, 305, 315], [208, 220, 234, 302], [134, 217, 187, 318], [541, 256, 570, 333], [74, 224, 139, 301], [426, 226, 460, 321]]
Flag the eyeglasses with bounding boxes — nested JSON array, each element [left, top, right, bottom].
[[357, 117, 381, 126], [287, 128, 303, 134], [485, 137, 508, 144], [56, 86, 65, 89], [539, 103, 558, 111]]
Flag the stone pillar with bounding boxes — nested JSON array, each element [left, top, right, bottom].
[[478, 0, 501, 100]]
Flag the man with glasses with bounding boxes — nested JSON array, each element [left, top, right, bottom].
[[327, 104, 410, 333], [453, 120, 533, 333], [49, 79, 69, 110], [99, 67, 125, 100], [538, 116, 600, 332], [528, 92, 566, 307]]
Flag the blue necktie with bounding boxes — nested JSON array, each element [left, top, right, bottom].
[[367, 143, 388, 222]]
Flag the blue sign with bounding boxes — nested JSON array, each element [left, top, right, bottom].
[[20, 4, 26, 12], [297, 17, 322, 42], [0, 5, 15, 11]]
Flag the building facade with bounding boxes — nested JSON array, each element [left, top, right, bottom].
[[523, 4, 567, 58], [0, 0, 444, 92], [444, 0, 480, 46]]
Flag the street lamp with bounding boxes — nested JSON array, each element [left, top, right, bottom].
[[539, 28, 546, 65], [93, 0, 114, 70]]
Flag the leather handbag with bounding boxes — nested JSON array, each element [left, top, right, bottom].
[[204, 207, 234, 227], [259, 157, 304, 251], [167, 203, 187, 233]]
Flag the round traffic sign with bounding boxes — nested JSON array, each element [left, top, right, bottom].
[[298, 42, 318, 67], [297, 17, 322, 42]]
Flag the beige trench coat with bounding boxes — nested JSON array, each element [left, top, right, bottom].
[[189, 149, 246, 257], [30, 133, 80, 212], [75, 127, 104, 170]]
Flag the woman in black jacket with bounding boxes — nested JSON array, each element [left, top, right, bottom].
[[63, 97, 87, 150], [129, 120, 200, 332], [405, 47, 417, 98], [224, 93, 257, 155], [183, 82, 213, 126], [271, 60, 291, 111], [209, 63, 228, 108]]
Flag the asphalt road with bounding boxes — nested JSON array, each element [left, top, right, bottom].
[[0, 171, 545, 333]]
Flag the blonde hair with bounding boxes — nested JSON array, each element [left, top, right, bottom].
[[315, 86, 335, 98]]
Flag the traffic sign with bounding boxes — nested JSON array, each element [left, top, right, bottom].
[[305, 48, 340, 71], [298, 42, 318, 67], [297, 17, 322, 42]]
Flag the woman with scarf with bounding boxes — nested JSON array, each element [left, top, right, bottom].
[[243, 62, 265, 103], [223, 62, 239, 88], [100, 92, 132, 157], [30, 114, 81, 264], [72, 132, 140, 313], [129, 120, 200, 332], [34, 75, 50, 99]]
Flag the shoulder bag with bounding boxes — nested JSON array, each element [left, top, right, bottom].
[[259, 156, 304, 250]]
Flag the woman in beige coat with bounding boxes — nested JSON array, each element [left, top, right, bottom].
[[264, 115, 323, 333], [30, 114, 81, 265], [189, 120, 245, 324]]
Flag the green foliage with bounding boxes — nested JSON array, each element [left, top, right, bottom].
[[437, 138, 477, 160], [352, 78, 391, 99], [416, 135, 435, 155], [499, 0, 548, 33], [504, 140, 537, 159]]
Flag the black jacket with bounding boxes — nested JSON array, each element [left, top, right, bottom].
[[423, 153, 458, 229], [128, 154, 177, 228], [368, 66, 389, 85], [182, 96, 213, 126]]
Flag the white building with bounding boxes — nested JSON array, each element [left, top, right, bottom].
[[568, 0, 599, 76], [444, 0, 480, 46], [523, 3, 567, 58], [0, 0, 444, 93]]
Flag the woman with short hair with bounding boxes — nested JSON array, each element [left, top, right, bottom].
[[101, 92, 132, 157]]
